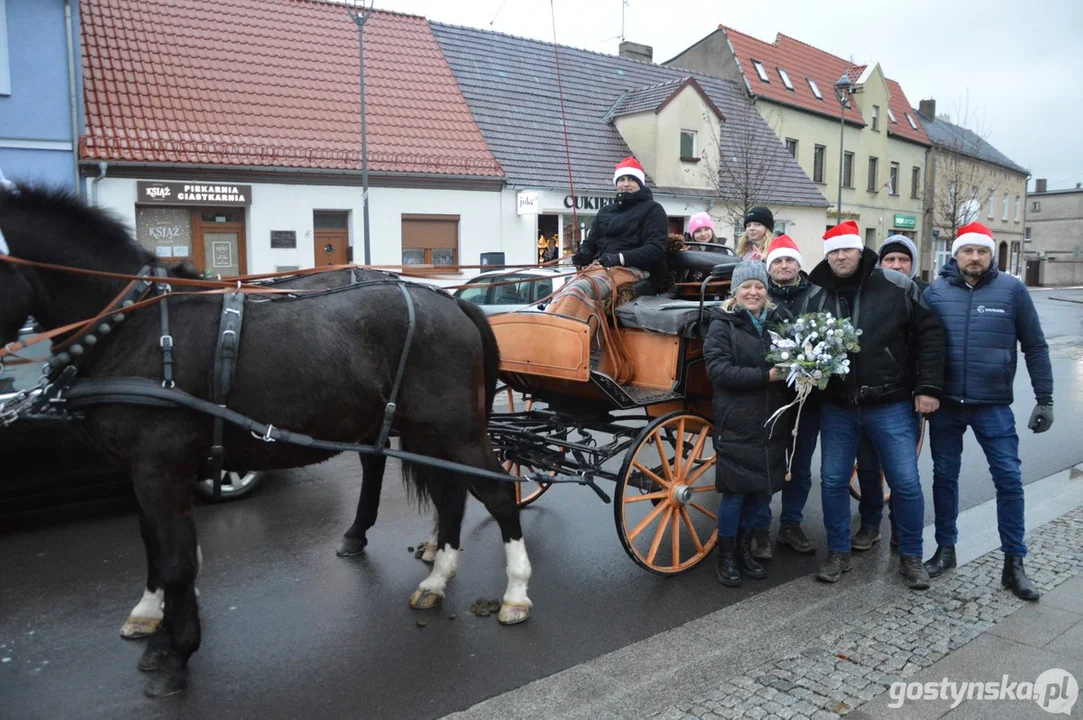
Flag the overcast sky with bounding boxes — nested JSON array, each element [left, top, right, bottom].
[[377, 0, 1081, 192]]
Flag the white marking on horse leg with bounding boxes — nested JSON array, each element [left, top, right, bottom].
[[120, 588, 164, 638], [194, 544, 203, 597], [420, 527, 439, 563], [418, 545, 459, 595], [499, 539, 533, 625]]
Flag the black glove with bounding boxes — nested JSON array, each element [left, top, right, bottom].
[[1028, 404, 1054, 433], [598, 253, 621, 268], [572, 252, 592, 267]]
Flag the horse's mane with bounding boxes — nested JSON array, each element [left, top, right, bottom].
[[2, 182, 202, 280]]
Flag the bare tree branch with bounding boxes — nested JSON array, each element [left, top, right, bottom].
[[930, 97, 999, 241]]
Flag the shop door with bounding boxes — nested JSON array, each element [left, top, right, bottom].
[[193, 209, 247, 277], [203, 232, 241, 277], [314, 230, 349, 266]]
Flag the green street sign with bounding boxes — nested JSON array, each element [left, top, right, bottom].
[[893, 214, 917, 229]]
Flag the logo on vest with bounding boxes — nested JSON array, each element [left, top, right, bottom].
[[976, 305, 1007, 314]]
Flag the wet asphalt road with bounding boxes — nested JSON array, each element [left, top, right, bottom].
[[1, 289, 1082, 719]]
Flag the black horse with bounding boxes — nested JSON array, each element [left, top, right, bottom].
[[0, 184, 533, 697]]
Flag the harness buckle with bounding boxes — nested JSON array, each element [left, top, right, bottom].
[[162, 378, 176, 389], [160, 334, 174, 349], [251, 424, 277, 443]]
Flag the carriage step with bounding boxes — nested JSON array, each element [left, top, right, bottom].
[[620, 386, 683, 405]]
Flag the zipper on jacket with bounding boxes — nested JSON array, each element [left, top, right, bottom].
[[961, 285, 974, 403]]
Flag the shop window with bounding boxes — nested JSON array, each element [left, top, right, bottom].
[[401, 214, 459, 269], [136, 206, 193, 262]]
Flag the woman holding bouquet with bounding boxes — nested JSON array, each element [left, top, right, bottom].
[[703, 261, 796, 587]]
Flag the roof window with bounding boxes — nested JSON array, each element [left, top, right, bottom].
[[777, 67, 794, 90], [887, 108, 897, 123], [905, 113, 918, 130], [807, 77, 823, 100], [752, 60, 769, 83]]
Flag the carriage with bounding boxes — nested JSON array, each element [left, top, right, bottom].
[[483, 245, 741, 575]]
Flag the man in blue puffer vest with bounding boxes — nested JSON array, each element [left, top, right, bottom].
[[922, 222, 1054, 600]]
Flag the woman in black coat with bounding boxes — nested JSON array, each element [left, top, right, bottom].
[[703, 261, 795, 587]]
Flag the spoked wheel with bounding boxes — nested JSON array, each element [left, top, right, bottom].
[[504, 459, 552, 508], [848, 416, 927, 501], [615, 411, 718, 575]]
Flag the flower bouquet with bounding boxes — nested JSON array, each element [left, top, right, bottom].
[[764, 311, 862, 479]]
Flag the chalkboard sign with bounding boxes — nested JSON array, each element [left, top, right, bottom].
[[270, 230, 297, 249]]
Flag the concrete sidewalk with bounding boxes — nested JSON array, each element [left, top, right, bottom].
[[442, 463, 1083, 720]]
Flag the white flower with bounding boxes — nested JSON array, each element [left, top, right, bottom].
[[780, 351, 790, 360], [797, 354, 805, 361]]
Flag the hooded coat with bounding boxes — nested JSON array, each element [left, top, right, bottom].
[[703, 305, 795, 495], [574, 185, 668, 271]]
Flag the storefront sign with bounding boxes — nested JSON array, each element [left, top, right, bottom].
[[516, 191, 539, 215], [564, 194, 616, 211], [138, 181, 252, 206], [893, 214, 917, 229]]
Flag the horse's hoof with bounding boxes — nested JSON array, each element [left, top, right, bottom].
[[498, 602, 532, 625], [121, 616, 162, 639], [409, 588, 444, 610], [143, 670, 188, 698], [138, 646, 168, 673], [336, 536, 368, 557]]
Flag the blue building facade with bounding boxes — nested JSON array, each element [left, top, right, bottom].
[[0, 0, 83, 192]]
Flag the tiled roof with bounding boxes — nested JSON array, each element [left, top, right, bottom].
[[708, 27, 930, 147], [79, 0, 503, 176], [605, 77, 722, 122], [430, 22, 827, 207], [916, 109, 1028, 175]]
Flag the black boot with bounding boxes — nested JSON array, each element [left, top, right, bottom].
[[750, 527, 773, 561], [715, 537, 741, 587], [899, 555, 931, 590], [814, 551, 852, 583], [1002, 556, 1040, 601], [923, 545, 956, 578], [777, 523, 816, 554], [737, 531, 768, 579]]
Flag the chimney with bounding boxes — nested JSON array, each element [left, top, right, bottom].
[[1036, 178, 1048, 193], [618, 41, 653, 64], [918, 98, 936, 120]]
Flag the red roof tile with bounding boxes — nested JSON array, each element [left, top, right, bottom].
[[720, 27, 930, 147], [80, 0, 503, 176]]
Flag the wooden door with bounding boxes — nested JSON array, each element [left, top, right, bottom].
[[314, 230, 350, 266], [193, 209, 247, 277]]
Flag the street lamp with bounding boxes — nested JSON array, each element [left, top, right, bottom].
[[834, 73, 854, 225], [346, 0, 374, 265]]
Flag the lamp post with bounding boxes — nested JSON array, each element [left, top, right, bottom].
[[834, 74, 854, 225], [347, 0, 374, 265]]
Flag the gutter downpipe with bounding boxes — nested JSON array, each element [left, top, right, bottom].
[[91, 161, 107, 205], [64, 0, 81, 196]]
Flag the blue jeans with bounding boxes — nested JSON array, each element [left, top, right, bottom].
[[856, 413, 922, 530], [929, 403, 1026, 557], [718, 492, 772, 539], [820, 401, 924, 557], [754, 409, 820, 528]]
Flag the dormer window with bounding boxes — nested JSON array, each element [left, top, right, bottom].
[[680, 129, 697, 160], [905, 113, 918, 130], [887, 108, 897, 124], [807, 78, 823, 100], [777, 67, 794, 90], [752, 60, 769, 83]]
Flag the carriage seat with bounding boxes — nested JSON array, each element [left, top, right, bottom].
[[615, 295, 721, 338], [668, 249, 740, 277]]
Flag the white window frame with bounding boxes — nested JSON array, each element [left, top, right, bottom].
[[871, 105, 880, 131], [888, 162, 899, 195], [1014, 195, 1021, 222], [679, 129, 697, 159], [777, 67, 794, 90], [0, 0, 11, 96], [752, 60, 769, 83], [784, 137, 798, 157], [807, 78, 823, 99], [1002, 192, 1009, 221], [987, 193, 995, 218], [1031, 200, 1041, 212], [905, 113, 918, 130], [887, 108, 898, 124]]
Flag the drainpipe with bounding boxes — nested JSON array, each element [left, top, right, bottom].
[[64, 0, 81, 196], [91, 161, 107, 205]]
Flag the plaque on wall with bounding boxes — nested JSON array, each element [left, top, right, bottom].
[[270, 230, 297, 249]]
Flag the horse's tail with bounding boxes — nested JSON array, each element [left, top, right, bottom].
[[455, 297, 500, 419]]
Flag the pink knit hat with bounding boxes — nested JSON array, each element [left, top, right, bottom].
[[688, 212, 714, 236]]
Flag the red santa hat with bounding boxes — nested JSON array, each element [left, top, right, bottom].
[[765, 234, 803, 269], [951, 222, 995, 257], [823, 220, 863, 254], [613, 156, 646, 187]]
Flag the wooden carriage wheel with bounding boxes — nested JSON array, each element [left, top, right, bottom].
[[848, 416, 927, 502], [504, 460, 552, 508], [614, 412, 718, 575]]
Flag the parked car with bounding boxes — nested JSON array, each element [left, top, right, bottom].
[[452, 267, 571, 314], [0, 323, 263, 516]]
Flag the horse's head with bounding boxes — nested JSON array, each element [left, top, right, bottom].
[[0, 181, 154, 337]]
